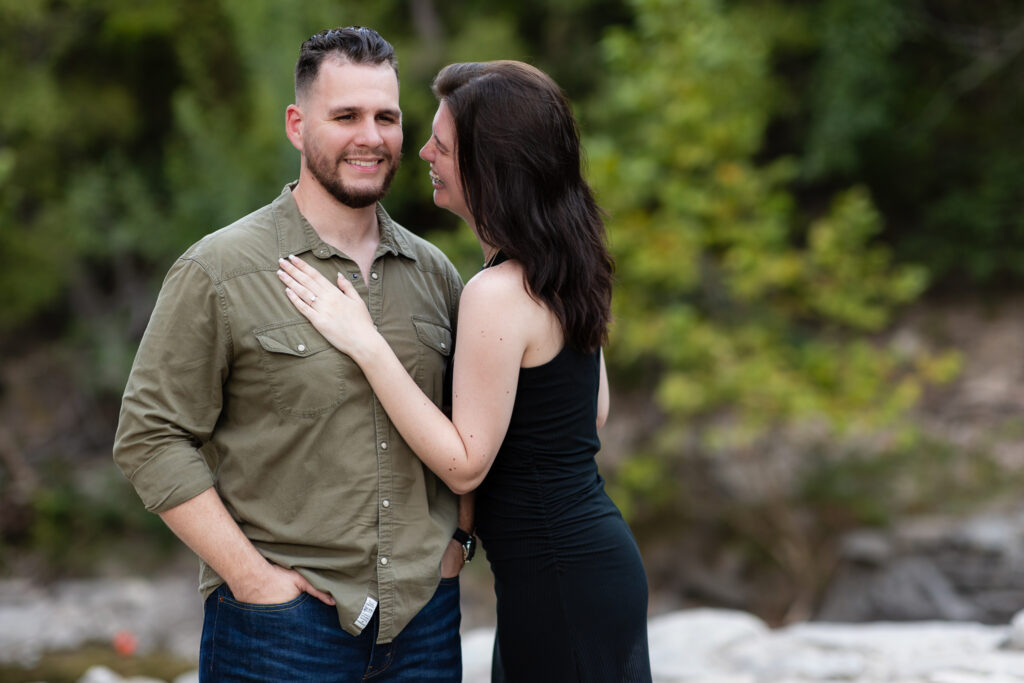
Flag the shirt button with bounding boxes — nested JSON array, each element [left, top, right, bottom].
[[370, 272, 379, 280], [317, 248, 329, 257], [440, 342, 447, 350], [351, 273, 360, 281], [380, 557, 389, 566], [382, 499, 390, 508], [380, 441, 388, 450], [297, 344, 306, 352]]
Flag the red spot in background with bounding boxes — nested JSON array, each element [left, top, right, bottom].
[[113, 629, 138, 657]]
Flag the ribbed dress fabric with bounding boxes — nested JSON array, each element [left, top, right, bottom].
[[475, 341, 653, 682]]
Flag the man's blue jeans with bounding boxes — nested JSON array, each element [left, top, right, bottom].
[[199, 577, 461, 681]]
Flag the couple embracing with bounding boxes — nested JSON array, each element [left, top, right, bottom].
[[114, 25, 651, 683]]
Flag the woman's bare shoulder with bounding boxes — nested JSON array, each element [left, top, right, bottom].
[[462, 259, 530, 303], [460, 260, 548, 335]]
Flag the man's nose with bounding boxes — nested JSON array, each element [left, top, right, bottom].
[[355, 119, 385, 147]]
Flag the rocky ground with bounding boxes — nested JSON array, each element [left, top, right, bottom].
[[7, 568, 1024, 683]]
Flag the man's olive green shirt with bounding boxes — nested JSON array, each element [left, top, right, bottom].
[[113, 184, 462, 643]]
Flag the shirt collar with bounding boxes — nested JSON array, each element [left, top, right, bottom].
[[272, 182, 417, 262], [375, 203, 417, 261]]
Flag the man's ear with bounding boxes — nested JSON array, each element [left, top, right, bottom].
[[285, 104, 304, 152]]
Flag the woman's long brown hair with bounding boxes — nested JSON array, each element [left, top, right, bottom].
[[432, 61, 614, 353]]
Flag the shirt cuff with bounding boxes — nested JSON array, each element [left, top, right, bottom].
[[130, 445, 216, 513]]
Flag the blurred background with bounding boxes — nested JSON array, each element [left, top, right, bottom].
[[2, 0, 1024, 680]]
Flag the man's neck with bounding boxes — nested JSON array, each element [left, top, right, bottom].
[[290, 176, 381, 278]]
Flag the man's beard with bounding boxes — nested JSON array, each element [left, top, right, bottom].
[[307, 147, 401, 208]]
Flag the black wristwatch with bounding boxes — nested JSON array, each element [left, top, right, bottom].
[[452, 528, 476, 562]]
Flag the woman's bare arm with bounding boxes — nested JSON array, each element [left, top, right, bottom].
[[278, 256, 528, 494]]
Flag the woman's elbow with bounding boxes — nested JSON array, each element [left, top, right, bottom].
[[448, 481, 475, 496], [445, 468, 489, 495]]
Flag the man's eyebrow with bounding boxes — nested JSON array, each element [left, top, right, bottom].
[[326, 106, 357, 118], [326, 105, 401, 118]]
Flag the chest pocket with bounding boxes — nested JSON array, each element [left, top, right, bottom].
[[411, 316, 453, 399], [255, 320, 346, 418]]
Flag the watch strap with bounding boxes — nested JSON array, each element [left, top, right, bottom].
[[452, 527, 476, 562]]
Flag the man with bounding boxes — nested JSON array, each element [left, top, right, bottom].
[[113, 26, 472, 681]]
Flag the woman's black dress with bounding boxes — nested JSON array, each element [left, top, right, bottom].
[[475, 342, 653, 682]]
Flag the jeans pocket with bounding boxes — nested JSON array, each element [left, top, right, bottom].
[[216, 584, 311, 612], [202, 584, 356, 681]]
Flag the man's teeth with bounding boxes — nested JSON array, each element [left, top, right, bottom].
[[348, 159, 379, 167]]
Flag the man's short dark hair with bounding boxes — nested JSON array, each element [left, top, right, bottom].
[[295, 26, 398, 100]]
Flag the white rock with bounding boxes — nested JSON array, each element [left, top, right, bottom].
[[461, 627, 495, 683], [11, 576, 1024, 683], [647, 608, 768, 681], [1004, 608, 1024, 650], [0, 577, 201, 666], [78, 667, 123, 683], [76, 666, 165, 683]]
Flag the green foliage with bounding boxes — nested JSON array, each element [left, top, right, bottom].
[[0, 0, 629, 336], [770, 0, 1024, 285], [1, 464, 177, 576], [801, 0, 904, 179], [605, 452, 676, 522], [581, 0, 974, 617], [590, 0, 937, 441], [801, 428, 1022, 525]]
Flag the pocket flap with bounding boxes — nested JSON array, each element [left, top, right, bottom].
[[254, 321, 331, 358], [412, 317, 453, 356]]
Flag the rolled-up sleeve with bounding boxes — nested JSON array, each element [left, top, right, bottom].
[[113, 257, 229, 513]]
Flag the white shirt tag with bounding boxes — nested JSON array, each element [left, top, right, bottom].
[[354, 595, 378, 629]]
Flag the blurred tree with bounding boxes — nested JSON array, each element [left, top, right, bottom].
[[0, 0, 631, 335], [0, 0, 631, 571], [591, 0, 943, 445], [767, 0, 1024, 286], [586, 0, 959, 621]]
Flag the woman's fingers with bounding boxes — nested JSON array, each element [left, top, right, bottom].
[[290, 255, 338, 296], [285, 253, 319, 276], [277, 265, 318, 305], [284, 287, 315, 315], [278, 255, 367, 315], [281, 255, 327, 291]]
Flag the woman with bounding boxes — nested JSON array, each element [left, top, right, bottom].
[[278, 60, 652, 682]]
